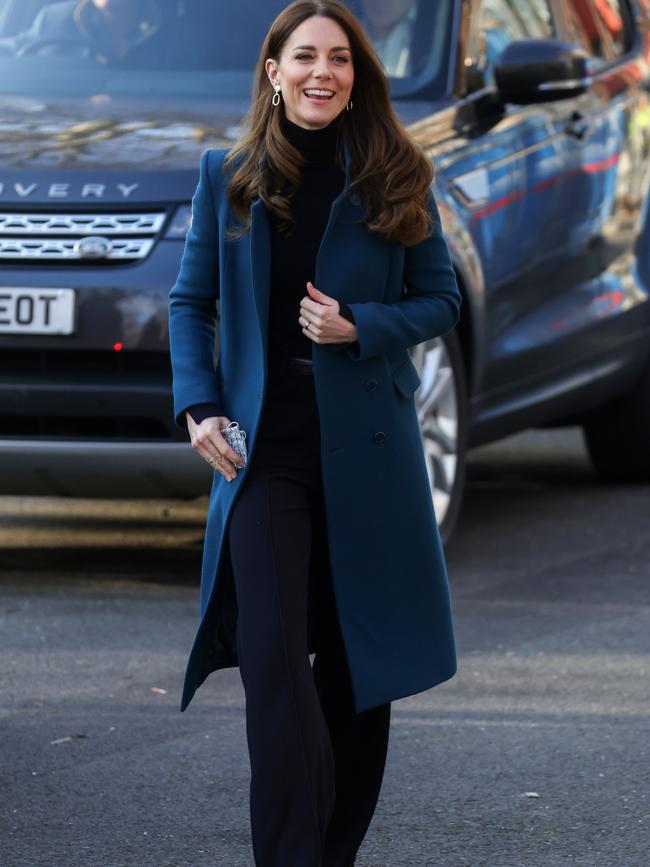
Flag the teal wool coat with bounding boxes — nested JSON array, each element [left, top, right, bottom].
[[168, 140, 462, 713]]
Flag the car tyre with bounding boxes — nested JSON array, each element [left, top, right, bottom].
[[583, 356, 650, 482]]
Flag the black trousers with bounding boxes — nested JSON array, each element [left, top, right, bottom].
[[228, 348, 391, 867]]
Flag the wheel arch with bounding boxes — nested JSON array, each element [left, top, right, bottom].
[[434, 187, 487, 401], [452, 265, 475, 397]]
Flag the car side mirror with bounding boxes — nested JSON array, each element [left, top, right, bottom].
[[494, 38, 591, 104]]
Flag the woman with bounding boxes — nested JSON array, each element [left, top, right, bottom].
[[168, 1, 461, 863]]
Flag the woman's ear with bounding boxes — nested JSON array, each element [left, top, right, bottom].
[[265, 58, 278, 88]]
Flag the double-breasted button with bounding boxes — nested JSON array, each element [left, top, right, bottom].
[[373, 431, 386, 443], [364, 378, 377, 391], [348, 191, 362, 207]]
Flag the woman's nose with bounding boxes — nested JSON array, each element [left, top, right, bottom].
[[313, 60, 332, 78]]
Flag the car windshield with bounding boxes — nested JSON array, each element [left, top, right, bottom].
[[0, 0, 453, 101]]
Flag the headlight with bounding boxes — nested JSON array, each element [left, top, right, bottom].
[[165, 205, 192, 239]]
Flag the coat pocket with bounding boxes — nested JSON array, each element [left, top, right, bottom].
[[391, 357, 421, 397]]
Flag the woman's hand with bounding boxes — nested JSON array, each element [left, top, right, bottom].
[[299, 281, 358, 345], [185, 413, 244, 482]]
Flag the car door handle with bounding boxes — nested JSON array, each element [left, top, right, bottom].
[[564, 111, 589, 140]]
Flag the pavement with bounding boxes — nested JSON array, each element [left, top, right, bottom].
[[0, 428, 649, 867]]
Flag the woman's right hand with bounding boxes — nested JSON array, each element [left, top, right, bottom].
[[185, 413, 244, 482]]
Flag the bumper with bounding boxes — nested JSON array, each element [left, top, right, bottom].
[[0, 438, 212, 498]]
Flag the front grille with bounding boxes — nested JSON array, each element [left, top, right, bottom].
[[0, 348, 171, 377], [0, 212, 166, 235], [0, 237, 154, 260], [0, 414, 169, 439], [0, 210, 166, 262], [0, 350, 175, 440]]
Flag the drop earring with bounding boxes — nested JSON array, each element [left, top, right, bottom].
[[272, 84, 281, 106], [346, 98, 353, 111]]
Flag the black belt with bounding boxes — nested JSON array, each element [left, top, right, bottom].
[[286, 355, 313, 374], [268, 348, 314, 375]]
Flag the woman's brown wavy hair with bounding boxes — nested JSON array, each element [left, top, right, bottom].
[[224, 0, 436, 246]]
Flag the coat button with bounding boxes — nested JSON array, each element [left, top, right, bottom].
[[373, 431, 386, 443], [364, 379, 377, 391], [348, 191, 362, 207]]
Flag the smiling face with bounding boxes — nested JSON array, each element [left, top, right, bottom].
[[265, 15, 354, 131]]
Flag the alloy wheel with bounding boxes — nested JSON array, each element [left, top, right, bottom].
[[410, 337, 459, 527]]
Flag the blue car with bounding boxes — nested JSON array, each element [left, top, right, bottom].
[[0, 0, 649, 540]]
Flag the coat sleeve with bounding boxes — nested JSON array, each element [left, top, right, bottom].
[[185, 402, 224, 425], [343, 192, 461, 361], [168, 148, 224, 431]]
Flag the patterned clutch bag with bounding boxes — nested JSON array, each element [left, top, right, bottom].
[[220, 420, 248, 466]]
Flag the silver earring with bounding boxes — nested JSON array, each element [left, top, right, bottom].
[[272, 85, 281, 106], [346, 98, 353, 111]]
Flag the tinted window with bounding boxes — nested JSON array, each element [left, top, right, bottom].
[[0, 0, 454, 100], [476, 0, 556, 86], [564, 0, 634, 65]]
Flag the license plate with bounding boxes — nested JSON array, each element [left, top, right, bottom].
[[0, 288, 76, 335]]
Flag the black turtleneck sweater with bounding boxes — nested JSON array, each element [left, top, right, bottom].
[[187, 113, 357, 426]]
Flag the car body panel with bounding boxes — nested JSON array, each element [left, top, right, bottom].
[[1, 0, 650, 493]]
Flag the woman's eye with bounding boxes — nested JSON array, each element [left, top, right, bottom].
[[333, 56, 349, 63], [295, 53, 312, 61]]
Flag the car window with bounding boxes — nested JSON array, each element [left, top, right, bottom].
[[475, 0, 556, 87], [0, 0, 454, 100], [563, 0, 634, 66]]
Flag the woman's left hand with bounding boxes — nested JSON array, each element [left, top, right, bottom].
[[299, 281, 358, 345]]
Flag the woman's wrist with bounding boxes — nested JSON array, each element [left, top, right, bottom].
[[339, 302, 357, 343]]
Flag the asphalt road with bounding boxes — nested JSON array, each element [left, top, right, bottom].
[[1, 428, 649, 867]]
